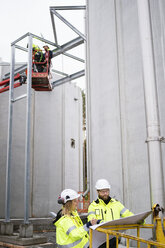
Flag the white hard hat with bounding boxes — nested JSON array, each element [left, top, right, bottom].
[[58, 189, 80, 204], [43, 44, 49, 49], [95, 179, 111, 190]]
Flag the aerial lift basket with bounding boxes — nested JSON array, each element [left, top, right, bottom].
[[31, 50, 52, 91]]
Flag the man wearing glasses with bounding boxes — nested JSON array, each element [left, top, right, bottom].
[[87, 179, 133, 248]]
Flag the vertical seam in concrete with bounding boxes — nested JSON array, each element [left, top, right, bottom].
[[78, 89, 81, 191], [61, 85, 65, 189], [85, 0, 93, 200], [113, 0, 128, 205], [148, 0, 161, 126], [158, 0, 165, 85]]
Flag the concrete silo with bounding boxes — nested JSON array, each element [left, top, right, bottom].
[[0, 67, 83, 218], [86, 0, 165, 213]]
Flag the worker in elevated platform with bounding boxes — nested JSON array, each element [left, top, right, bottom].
[[88, 179, 134, 248], [32, 44, 45, 72], [53, 189, 97, 248], [43, 45, 53, 73], [43, 45, 53, 60]]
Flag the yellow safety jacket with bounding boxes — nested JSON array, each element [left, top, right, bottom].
[[32, 44, 43, 62], [88, 197, 133, 223], [32, 44, 40, 52], [54, 210, 89, 248]]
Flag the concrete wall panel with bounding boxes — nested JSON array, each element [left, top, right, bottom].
[[87, 0, 165, 217], [0, 85, 28, 218], [0, 72, 83, 218], [32, 83, 83, 217], [87, 0, 123, 201]]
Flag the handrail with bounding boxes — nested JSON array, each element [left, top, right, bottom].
[[89, 223, 165, 248]]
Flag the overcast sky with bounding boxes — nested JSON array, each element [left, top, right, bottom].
[[0, 0, 86, 89]]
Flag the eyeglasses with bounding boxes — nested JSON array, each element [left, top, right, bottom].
[[98, 189, 109, 194]]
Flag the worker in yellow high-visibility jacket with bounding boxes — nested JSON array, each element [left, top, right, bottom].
[[53, 189, 97, 248], [32, 44, 44, 72], [88, 179, 134, 248]]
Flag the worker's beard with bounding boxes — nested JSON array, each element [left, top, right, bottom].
[[98, 194, 110, 202]]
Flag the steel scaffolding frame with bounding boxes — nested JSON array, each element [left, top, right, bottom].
[[5, 5, 86, 224]]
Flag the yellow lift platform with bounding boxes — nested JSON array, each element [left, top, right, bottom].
[[89, 204, 165, 248]]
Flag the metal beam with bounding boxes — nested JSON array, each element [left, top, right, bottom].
[[15, 45, 28, 52], [0, 62, 26, 66], [30, 33, 58, 47], [50, 6, 86, 10], [64, 52, 85, 63], [51, 9, 86, 40], [3, 64, 27, 80], [50, 11, 58, 44], [0, 62, 10, 66], [12, 94, 27, 103], [11, 32, 58, 47], [52, 37, 84, 57], [51, 69, 68, 77], [52, 69, 85, 88], [11, 33, 29, 45]]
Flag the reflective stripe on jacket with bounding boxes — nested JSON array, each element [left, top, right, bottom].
[[54, 210, 89, 248], [88, 198, 133, 223]]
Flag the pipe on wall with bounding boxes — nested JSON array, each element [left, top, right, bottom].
[[137, 0, 165, 207]]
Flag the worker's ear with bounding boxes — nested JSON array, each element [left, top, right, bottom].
[[58, 196, 65, 205]]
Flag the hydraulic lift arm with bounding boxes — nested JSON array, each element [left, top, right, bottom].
[[0, 73, 26, 94]]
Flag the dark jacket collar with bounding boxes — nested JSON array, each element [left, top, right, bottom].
[[95, 196, 111, 205]]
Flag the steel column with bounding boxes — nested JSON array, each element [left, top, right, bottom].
[[50, 11, 58, 44], [24, 35, 33, 224], [5, 45, 15, 222], [137, 0, 165, 206]]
